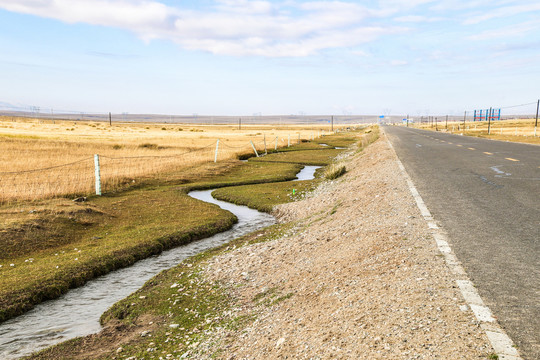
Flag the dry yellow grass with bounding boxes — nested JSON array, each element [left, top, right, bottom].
[[0, 117, 339, 202], [413, 118, 540, 145]]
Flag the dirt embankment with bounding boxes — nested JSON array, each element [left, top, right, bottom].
[[200, 131, 493, 358]]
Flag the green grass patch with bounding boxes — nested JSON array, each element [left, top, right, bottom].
[[211, 179, 320, 212], [250, 148, 343, 166], [313, 135, 358, 148], [274, 141, 330, 152], [182, 161, 303, 191]]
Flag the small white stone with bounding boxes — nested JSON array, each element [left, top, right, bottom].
[[276, 337, 285, 348], [169, 324, 179, 328]]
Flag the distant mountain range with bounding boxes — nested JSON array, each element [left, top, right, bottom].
[[0, 101, 33, 111]]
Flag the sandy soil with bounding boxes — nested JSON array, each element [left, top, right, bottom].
[[200, 130, 494, 359]]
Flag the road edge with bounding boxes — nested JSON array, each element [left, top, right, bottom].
[[385, 129, 523, 360]]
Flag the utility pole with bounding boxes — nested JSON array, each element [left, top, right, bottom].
[[109, 112, 112, 126], [463, 111, 466, 129], [238, 117, 241, 130], [331, 116, 334, 132]]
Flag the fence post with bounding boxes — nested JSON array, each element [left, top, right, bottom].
[[288, 134, 290, 147], [264, 134, 267, 154], [94, 154, 102, 196], [250, 141, 259, 157], [298, 133, 300, 144], [214, 139, 219, 163]]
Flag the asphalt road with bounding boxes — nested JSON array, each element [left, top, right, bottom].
[[385, 126, 539, 359]]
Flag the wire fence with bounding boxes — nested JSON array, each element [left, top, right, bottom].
[[403, 100, 539, 124], [0, 134, 318, 204]]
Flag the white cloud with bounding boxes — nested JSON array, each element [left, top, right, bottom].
[[0, 0, 409, 57], [390, 60, 408, 66], [0, 0, 173, 30], [394, 15, 428, 22], [463, 3, 540, 24], [468, 21, 539, 40]]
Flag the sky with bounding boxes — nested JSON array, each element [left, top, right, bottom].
[[0, 0, 539, 116]]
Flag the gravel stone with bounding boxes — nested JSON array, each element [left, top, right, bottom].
[[199, 132, 493, 359]]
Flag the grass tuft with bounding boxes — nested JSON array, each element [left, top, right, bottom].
[[324, 163, 346, 180]]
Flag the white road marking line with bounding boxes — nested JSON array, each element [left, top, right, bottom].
[[485, 331, 521, 358], [505, 157, 519, 162], [457, 144, 463, 147], [468, 147, 476, 150], [470, 304, 496, 323], [484, 152, 493, 155], [385, 133, 523, 360], [457, 280, 485, 305]]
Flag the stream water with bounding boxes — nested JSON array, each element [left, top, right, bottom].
[[0, 165, 319, 359]]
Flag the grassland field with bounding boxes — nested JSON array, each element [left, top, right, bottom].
[[411, 118, 540, 145], [0, 124, 370, 324], [0, 116, 347, 202], [24, 126, 379, 360]]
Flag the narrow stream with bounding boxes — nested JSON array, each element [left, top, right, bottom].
[[0, 165, 319, 359]]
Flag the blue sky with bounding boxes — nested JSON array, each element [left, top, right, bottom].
[[0, 0, 539, 116]]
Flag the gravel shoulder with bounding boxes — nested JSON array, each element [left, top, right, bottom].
[[199, 131, 494, 359]]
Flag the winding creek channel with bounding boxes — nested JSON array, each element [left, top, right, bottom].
[[0, 165, 321, 359]]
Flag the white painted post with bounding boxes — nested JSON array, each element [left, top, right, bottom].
[[515, 127, 517, 136], [288, 134, 290, 147], [214, 139, 219, 162], [264, 134, 267, 154], [298, 133, 300, 144], [250, 141, 259, 157], [94, 154, 102, 196], [275, 136, 278, 151]]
